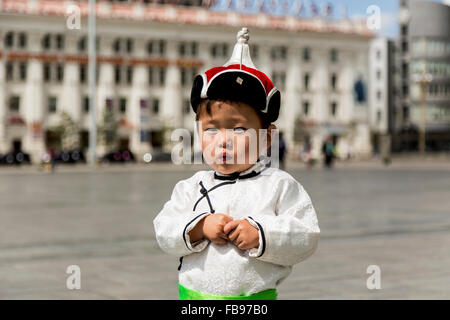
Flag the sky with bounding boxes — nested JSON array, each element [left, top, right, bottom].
[[211, 0, 447, 39]]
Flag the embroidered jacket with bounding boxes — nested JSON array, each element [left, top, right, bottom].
[[153, 157, 320, 296]]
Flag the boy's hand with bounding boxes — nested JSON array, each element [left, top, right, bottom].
[[224, 219, 259, 250], [189, 213, 233, 245]]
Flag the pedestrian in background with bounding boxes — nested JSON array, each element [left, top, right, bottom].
[[322, 136, 335, 168]]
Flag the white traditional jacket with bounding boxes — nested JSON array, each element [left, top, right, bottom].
[[153, 157, 320, 296]]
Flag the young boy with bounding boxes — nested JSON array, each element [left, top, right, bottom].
[[153, 28, 320, 300]]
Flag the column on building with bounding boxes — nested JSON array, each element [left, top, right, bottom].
[[0, 31, 6, 153], [96, 37, 116, 157], [161, 39, 182, 151], [353, 46, 372, 158], [61, 34, 82, 123], [129, 38, 151, 158], [311, 48, 329, 159], [283, 46, 301, 158], [23, 32, 45, 163], [337, 49, 356, 159]]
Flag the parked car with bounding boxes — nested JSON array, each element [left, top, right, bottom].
[[0, 151, 31, 165], [53, 150, 86, 164], [101, 149, 135, 164]]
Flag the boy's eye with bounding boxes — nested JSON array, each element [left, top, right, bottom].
[[233, 127, 247, 133], [204, 128, 218, 134]]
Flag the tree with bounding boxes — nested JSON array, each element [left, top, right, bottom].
[[99, 106, 119, 153], [57, 111, 80, 151]]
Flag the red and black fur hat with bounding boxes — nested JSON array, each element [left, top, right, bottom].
[[190, 28, 281, 123]]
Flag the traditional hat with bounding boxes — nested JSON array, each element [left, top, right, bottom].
[[190, 28, 281, 123]]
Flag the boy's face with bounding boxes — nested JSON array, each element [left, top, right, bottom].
[[197, 100, 275, 175]]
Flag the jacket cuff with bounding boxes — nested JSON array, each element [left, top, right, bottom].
[[183, 212, 211, 252], [245, 216, 266, 258]]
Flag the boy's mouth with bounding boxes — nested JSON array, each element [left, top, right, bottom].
[[219, 152, 233, 163]]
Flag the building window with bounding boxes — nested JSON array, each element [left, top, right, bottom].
[[9, 96, 20, 112], [184, 99, 191, 114], [304, 73, 310, 91], [105, 98, 114, 111], [376, 50, 381, 60], [114, 66, 132, 85], [303, 101, 310, 116], [80, 65, 87, 83], [83, 96, 90, 114], [42, 63, 63, 82], [42, 34, 51, 50], [181, 68, 197, 87], [402, 41, 408, 52], [18, 33, 27, 49], [55, 34, 64, 50], [152, 98, 160, 114], [271, 46, 287, 60], [303, 48, 311, 61], [19, 62, 27, 81], [377, 110, 382, 124], [4, 31, 14, 48], [330, 48, 338, 63], [6, 62, 14, 81], [140, 99, 148, 110], [402, 85, 409, 96], [126, 66, 133, 84], [126, 38, 134, 53], [78, 37, 86, 52], [147, 40, 166, 56], [112, 38, 133, 54], [115, 66, 121, 84], [402, 105, 409, 121], [48, 97, 57, 113], [401, 25, 408, 37], [149, 67, 166, 86], [43, 63, 51, 82], [179, 41, 198, 58], [271, 71, 286, 89], [251, 45, 259, 59], [113, 39, 121, 53], [330, 102, 337, 117], [331, 73, 337, 91], [147, 39, 166, 56], [402, 62, 408, 77], [376, 69, 381, 80], [56, 64, 64, 82], [377, 90, 382, 101], [211, 43, 229, 58], [119, 98, 127, 114]]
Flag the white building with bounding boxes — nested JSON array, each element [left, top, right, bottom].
[[0, 0, 376, 163], [368, 37, 395, 156]]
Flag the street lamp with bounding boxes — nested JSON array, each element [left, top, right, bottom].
[[88, 0, 97, 166], [412, 69, 432, 157]]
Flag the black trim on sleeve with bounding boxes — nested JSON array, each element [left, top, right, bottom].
[[182, 212, 210, 251], [248, 216, 266, 258], [177, 257, 183, 271]]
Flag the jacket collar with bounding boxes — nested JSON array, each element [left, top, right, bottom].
[[213, 155, 271, 181]]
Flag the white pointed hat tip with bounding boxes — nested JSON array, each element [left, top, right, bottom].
[[223, 27, 256, 69]]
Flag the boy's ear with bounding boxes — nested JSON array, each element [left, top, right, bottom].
[[266, 124, 277, 149]]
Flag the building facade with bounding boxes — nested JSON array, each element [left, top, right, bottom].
[[396, 0, 450, 152], [0, 0, 375, 163]]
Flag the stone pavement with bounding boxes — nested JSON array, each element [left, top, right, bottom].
[[0, 162, 449, 299]]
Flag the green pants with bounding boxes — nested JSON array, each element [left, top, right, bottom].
[[178, 284, 277, 300]]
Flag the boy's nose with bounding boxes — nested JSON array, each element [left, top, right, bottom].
[[218, 131, 233, 149]]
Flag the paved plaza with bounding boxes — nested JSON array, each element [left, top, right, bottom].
[[0, 160, 449, 299]]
